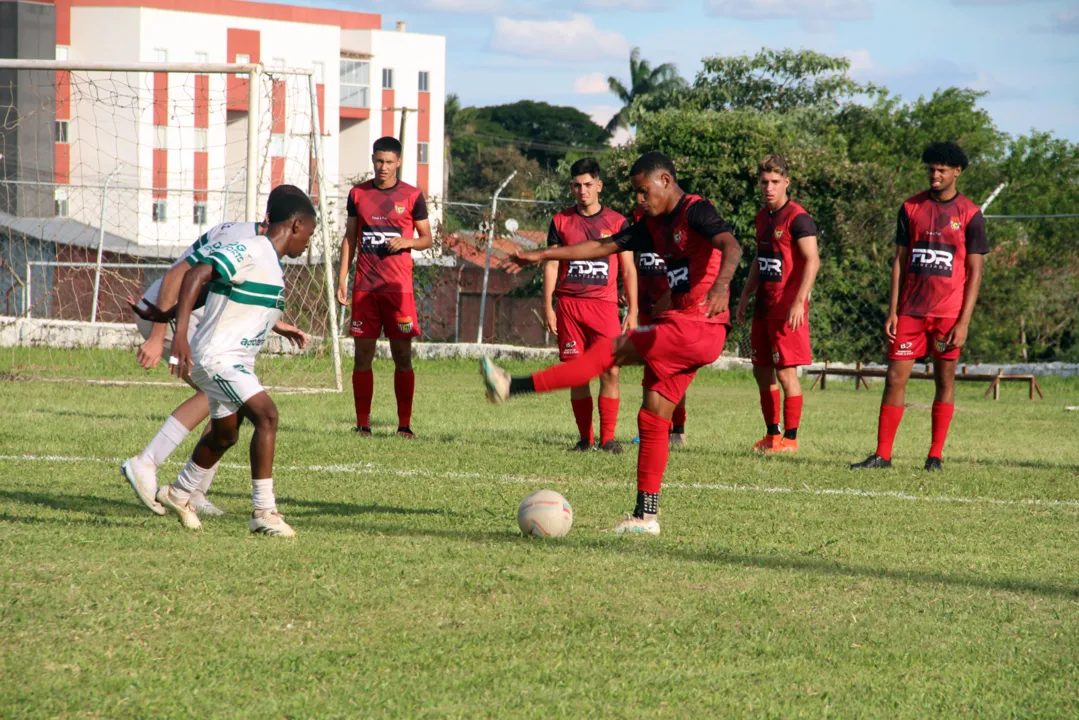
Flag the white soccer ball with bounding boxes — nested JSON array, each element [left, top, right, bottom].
[[517, 490, 573, 538]]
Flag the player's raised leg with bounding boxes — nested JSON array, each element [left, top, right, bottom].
[[669, 394, 687, 447]]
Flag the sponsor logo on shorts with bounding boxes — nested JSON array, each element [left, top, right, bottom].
[[895, 340, 914, 356], [351, 320, 364, 333], [910, 241, 954, 276], [935, 338, 948, 354], [397, 316, 414, 333], [566, 260, 610, 285], [563, 340, 578, 356]]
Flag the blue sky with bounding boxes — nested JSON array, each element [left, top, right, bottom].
[[321, 0, 1079, 142]]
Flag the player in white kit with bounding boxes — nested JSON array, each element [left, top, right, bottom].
[[156, 191, 316, 536], [122, 185, 309, 516]]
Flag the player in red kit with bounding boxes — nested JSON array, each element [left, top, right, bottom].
[[481, 152, 741, 535], [337, 137, 433, 438], [851, 142, 988, 472], [544, 157, 637, 454], [736, 155, 820, 454]]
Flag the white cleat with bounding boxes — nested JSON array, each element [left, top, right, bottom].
[[189, 491, 225, 517], [155, 486, 202, 530], [480, 356, 511, 404], [613, 514, 661, 536], [250, 509, 296, 538], [120, 456, 165, 516]]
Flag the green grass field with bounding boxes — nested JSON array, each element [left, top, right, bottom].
[[2, 349, 1078, 718]]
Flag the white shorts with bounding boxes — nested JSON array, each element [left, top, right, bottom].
[[189, 361, 266, 419], [135, 277, 204, 354]]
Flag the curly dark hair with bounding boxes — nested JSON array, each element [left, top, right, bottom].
[[921, 141, 969, 170]]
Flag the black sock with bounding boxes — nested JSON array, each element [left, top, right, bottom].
[[671, 425, 685, 435], [509, 377, 535, 396], [767, 423, 780, 436], [633, 490, 659, 518], [784, 427, 798, 440]]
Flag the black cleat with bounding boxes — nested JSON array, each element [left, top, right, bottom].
[[396, 426, 417, 440], [924, 456, 943, 472], [850, 453, 892, 470], [598, 439, 624, 455], [570, 439, 593, 452], [352, 426, 372, 436], [668, 432, 686, 448]]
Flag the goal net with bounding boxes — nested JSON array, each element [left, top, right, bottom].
[[0, 61, 342, 391]]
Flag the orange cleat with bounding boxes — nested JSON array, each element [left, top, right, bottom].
[[753, 434, 782, 452], [765, 437, 799, 454]]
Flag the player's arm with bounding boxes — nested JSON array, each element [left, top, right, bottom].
[[389, 194, 433, 254], [134, 261, 191, 368], [886, 207, 911, 342], [169, 262, 216, 378], [944, 212, 989, 350], [786, 215, 821, 331], [542, 220, 560, 335], [687, 201, 742, 318], [336, 216, 359, 306], [272, 321, 308, 350], [511, 237, 620, 266], [619, 250, 639, 331], [736, 254, 760, 325]]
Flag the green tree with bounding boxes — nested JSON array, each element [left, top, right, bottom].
[[458, 101, 610, 169], [443, 93, 463, 201], [606, 47, 686, 133]]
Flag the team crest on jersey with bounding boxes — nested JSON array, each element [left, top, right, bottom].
[[673, 230, 684, 248], [397, 316, 414, 333], [395, 204, 406, 215], [774, 229, 784, 239], [600, 231, 611, 239], [950, 219, 961, 230]]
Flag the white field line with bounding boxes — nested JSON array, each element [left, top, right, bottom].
[[2, 453, 1078, 511]]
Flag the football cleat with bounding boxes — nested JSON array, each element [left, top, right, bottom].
[[155, 486, 202, 530], [396, 426, 417, 440], [351, 426, 372, 436], [613, 514, 661, 536], [480, 356, 510, 404], [765, 437, 799, 454], [189, 491, 225, 517], [924, 456, 944, 472], [120, 456, 166, 516], [753, 434, 782, 452], [570, 439, 593, 452], [250, 509, 296, 538], [668, 432, 686, 448], [598, 439, 624, 455], [849, 453, 893, 470]]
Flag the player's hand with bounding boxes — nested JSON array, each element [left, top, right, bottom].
[[388, 237, 414, 254], [508, 250, 544, 268], [336, 282, 349, 306], [735, 299, 748, 325], [544, 307, 558, 335], [137, 338, 164, 370], [622, 310, 639, 333], [169, 337, 193, 379], [705, 285, 730, 318], [943, 321, 969, 350], [786, 303, 806, 332], [884, 313, 899, 342], [127, 295, 174, 323], [274, 322, 309, 350]]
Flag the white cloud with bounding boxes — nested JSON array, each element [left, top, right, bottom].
[[489, 14, 631, 60], [581, 0, 666, 9], [707, 0, 871, 31], [841, 48, 875, 74], [584, 105, 633, 146], [574, 72, 609, 94]]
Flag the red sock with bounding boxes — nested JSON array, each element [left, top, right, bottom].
[[352, 370, 373, 428], [637, 408, 672, 494], [875, 404, 905, 461], [570, 396, 594, 444], [929, 401, 954, 459], [533, 340, 615, 393], [760, 388, 781, 430], [671, 406, 687, 428], [783, 394, 803, 432], [394, 371, 415, 428], [598, 396, 619, 445]]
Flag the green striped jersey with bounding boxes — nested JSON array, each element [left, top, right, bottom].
[[190, 235, 286, 368], [142, 222, 260, 310]]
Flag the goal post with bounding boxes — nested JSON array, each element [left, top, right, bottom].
[[0, 60, 343, 392]]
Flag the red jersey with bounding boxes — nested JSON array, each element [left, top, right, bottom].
[[547, 206, 628, 302], [616, 194, 733, 325], [896, 191, 988, 318], [753, 200, 817, 319], [347, 180, 429, 294], [632, 208, 670, 316]]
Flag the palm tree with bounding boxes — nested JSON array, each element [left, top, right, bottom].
[[443, 93, 462, 201], [606, 47, 685, 133]]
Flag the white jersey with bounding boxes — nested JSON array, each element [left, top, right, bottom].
[[190, 235, 286, 369], [141, 222, 261, 307]]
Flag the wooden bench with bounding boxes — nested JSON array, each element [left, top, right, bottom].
[[808, 361, 1045, 400]]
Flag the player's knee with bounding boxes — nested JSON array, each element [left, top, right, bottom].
[[209, 424, 240, 451], [254, 405, 279, 433]]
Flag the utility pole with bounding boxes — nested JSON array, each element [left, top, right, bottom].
[[380, 105, 423, 179]]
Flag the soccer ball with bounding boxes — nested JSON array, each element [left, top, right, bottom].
[[517, 490, 573, 538]]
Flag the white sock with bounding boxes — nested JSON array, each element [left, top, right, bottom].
[[196, 462, 220, 494], [172, 459, 214, 501], [141, 415, 191, 467], [252, 478, 276, 512]]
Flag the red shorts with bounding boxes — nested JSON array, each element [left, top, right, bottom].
[[750, 316, 812, 368], [889, 315, 960, 361], [556, 297, 621, 361], [350, 291, 421, 340], [629, 313, 727, 403]]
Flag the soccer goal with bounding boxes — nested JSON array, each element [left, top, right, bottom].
[[0, 60, 343, 391]]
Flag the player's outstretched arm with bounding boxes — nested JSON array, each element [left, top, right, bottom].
[[706, 232, 742, 318], [272, 321, 309, 350], [336, 217, 358, 306], [170, 263, 215, 378], [787, 235, 820, 331], [511, 238, 619, 267]]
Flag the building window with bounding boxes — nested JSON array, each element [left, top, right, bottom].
[[271, 57, 286, 68], [340, 59, 370, 108], [154, 49, 168, 63], [152, 200, 167, 222], [194, 128, 208, 152], [382, 67, 394, 89], [312, 61, 324, 84], [417, 142, 429, 164], [270, 133, 286, 157], [55, 45, 70, 62], [235, 53, 250, 65], [55, 120, 69, 143], [418, 71, 429, 92], [154, 125, 168, 149], [195, 51, 209, 64], [193, 202, 208, 226], [54, 189, 69, 217]]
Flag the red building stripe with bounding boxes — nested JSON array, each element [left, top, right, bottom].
[[54, 144, 70, 184], [271, 157, 285, 188], [417, 91, 430, 143], [381, 89, 394, 138], [316, 83, 325, 134], [416, 164, 428, 196], [65, 0, 379, 30], [226, 28, 260, 112], [153, 149, 168, 199], [55, 70, 71, 120], [55, 0, 72, 44], [194, 151, 208, 202], [153, 72, 168, 126], [271, 78, 286, 134], [194, 75, 209, 128]]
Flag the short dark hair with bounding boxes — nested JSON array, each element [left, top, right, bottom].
[[373, 136, 402, 157], [758, 154, 789, 177], [630, 151, 677, 182], [922, 142, 968, 170], [570, 157, 601, 180], [265, 184, 306, 214], [267, 190, 316, 224]]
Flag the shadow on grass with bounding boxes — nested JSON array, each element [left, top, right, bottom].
[[0, 489, 147, 516], [194, 490, 460, 519]]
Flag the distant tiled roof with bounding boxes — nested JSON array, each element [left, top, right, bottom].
[[0, 211, 185, 260], [444, 230, 546, 274]]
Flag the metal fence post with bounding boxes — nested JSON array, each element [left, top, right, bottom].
[[476, 170, 517, 344], [90, 165, 122, 324]]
